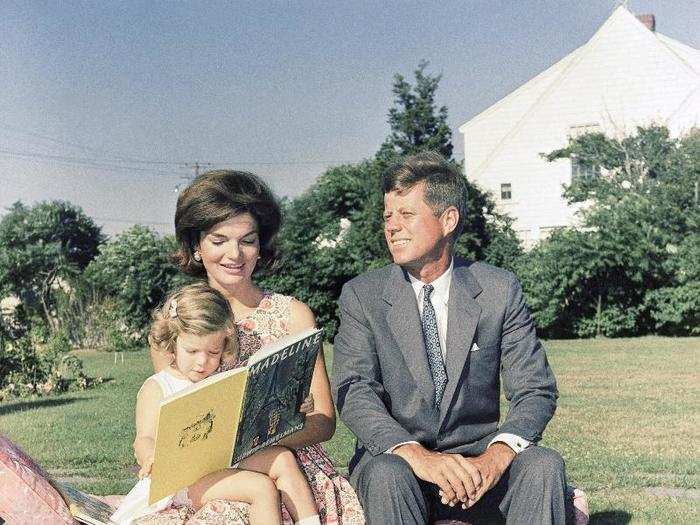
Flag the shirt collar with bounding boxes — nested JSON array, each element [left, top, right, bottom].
[[408, 258, 453, 306]]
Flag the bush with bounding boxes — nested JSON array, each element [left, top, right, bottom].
[[85, 226, 181, 332], [0, 200, 103, 329], [522, 126, 700, 337], [646, 233, 700, 335], [0, 327, 102, 400], [52, 281, 143, 351]]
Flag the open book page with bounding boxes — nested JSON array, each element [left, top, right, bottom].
[[53, 481, 116, 525]]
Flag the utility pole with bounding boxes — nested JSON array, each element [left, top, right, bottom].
[[186, 161, 212, 178], [174, 162, 213, 193]]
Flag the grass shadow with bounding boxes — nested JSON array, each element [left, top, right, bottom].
[[0, 396, 91, 416], [589, 510, 632, 524]]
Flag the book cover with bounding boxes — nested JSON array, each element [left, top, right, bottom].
[[149, 367, 248, 504], [53, 481, 117, 525], [149, 327, 322, 504], [232, 328, 322, 464]]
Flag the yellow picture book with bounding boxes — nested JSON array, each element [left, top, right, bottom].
[[149, 327, 322, 504]]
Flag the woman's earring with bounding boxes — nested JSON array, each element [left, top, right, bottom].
[[194, 251, 202, 262]]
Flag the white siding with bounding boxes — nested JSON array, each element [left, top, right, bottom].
[[460, 7, 700, 247]]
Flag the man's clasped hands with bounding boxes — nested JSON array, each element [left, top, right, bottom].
[[393, 441, 516, 509]]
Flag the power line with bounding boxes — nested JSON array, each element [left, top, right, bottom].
[[0, 148, 359, 167], [92, 216, 172, 228], [0, 149, 182, 176], [0, 207, 172, 228], [0, 124, 184, 166], [0, 148, 363, 185], [0, 126, 361, 171]]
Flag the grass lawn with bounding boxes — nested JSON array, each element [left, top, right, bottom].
[[1, 337, 698, 523]]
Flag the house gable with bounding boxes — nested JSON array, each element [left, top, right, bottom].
[[459, 6, 700, 246]]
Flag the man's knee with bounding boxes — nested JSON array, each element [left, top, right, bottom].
[[356, 453, 417, 488], [354, 454, 428, 525], [515, 446, 565, 481]]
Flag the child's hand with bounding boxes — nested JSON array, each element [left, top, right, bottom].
[[138, 457, 154, 479], [299, 394, 314, 414]]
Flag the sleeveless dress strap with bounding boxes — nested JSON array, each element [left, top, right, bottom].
[[149, 370, 193, 397]]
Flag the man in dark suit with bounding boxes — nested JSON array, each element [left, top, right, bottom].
[[331, 152, 569, 524]]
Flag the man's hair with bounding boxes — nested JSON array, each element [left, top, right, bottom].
[[382, 151, 469, 239], [174, 170, 281, 276]]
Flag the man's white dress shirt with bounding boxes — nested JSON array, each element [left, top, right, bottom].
[[388, 259, 530, 455]]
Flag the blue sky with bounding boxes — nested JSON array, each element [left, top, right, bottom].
[[1, 1, 698, 235]]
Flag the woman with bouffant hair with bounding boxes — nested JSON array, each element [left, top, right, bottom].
[[173, 170, 281, 277], [149, 170, 364, 524]]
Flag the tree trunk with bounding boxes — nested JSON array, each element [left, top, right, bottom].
[[596, 293, 603, 337]]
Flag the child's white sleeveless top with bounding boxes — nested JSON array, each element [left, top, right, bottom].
[[149, 369, 194, 396], [111, 371, 195, 525]]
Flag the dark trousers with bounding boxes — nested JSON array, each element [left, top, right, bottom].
[[350, 446, 569, 525]]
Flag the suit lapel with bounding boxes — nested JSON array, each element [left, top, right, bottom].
[[383, 265, 436, 404], [439, 259, 482, 424]]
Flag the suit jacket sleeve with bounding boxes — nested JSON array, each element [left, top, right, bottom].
[[498, 275, 558, 442], [331, 281, 416, 455]]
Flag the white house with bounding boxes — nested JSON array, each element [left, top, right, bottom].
[[459, 6, 700, 247]]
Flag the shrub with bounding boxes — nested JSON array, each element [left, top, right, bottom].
[[0, 200, 103, 330], [85, 226, 181, 332], [0, 327, 102, 400], [522, 126, 700, 337], [52, 281, 143, 351]]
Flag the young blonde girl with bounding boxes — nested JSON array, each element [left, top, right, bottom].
[[113, 282, 320, 525]]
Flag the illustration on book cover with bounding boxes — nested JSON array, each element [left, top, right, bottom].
[[233, 331, 321, 462], [178, 411, 216, 448]]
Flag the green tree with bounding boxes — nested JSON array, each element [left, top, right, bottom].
[[378, 60, 453, 160], [0, 201, 103, 330], [521, 125, 699, 337], [645, 233, 700, 335], [85, 225, 183, 332], [260, 160, 389, 337], [262, 63, 521, 339]]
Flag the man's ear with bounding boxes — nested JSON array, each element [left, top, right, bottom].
[[441, 206, 459, 236]]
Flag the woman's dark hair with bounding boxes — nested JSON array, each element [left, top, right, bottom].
[[174, 170, 282, 277]]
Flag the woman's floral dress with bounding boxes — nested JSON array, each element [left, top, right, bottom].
[[135, 293, 365, 525]]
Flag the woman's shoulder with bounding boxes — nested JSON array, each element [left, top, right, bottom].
[[288, 297, 316, 332], [259, 291, 294, 308], [258, 291, 315, 331]]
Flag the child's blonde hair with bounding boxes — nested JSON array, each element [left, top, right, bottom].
[[149, 282, 238, 359]]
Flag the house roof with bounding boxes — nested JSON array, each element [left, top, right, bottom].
[[459, 5, 700, 178]]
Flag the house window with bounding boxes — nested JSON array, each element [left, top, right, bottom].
[[500, 183, 512, 200], [569, 123, 601, 138], [571, 156, 600, 181]]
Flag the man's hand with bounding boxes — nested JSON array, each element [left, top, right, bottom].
[[441, 443, 516, 509], [393, 442, 482, 506]]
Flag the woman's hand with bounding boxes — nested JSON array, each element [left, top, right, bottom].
[[299, 393, 315, 414]]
